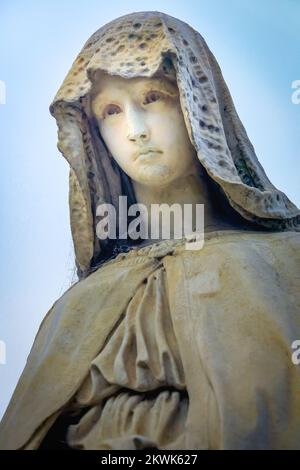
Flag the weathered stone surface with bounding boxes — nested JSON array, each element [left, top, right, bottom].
[[1, 231, 300, 449], [49, 11, 300, 278], [1, 12, 299, 450]]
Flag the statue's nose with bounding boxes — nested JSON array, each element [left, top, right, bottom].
[[127, 131, 149, 142], [126, 105, 150, 142]]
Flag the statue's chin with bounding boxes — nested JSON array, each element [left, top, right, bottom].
[[133, 164, 173, 187]]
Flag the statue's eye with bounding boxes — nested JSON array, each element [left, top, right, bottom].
[[103, 104, 122, 118], [143, 90, 163, 105]]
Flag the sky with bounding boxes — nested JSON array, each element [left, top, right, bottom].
[[0, 0, 299, 420]]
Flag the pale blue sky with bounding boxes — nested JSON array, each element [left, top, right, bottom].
[[0, 0, 299, 419]]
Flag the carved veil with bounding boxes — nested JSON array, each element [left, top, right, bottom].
[[50, 11, 300, 278]]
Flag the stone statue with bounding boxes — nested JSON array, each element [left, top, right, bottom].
[[1, 11, 300, 450]]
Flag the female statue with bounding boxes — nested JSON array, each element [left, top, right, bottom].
[[1, 11, 300, 450]]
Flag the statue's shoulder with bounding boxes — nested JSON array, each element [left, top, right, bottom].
[[204, 229, 300, 247], [231, 230, 300, 248], [177, 229, 300, 266]]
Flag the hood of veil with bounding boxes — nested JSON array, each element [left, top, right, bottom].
[[50, 11, 300, 279]]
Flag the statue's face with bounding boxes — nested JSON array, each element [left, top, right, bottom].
[[91, 73, 197, 187]]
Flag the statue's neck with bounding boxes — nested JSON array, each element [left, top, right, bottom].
[[132, 160, 231, 239]]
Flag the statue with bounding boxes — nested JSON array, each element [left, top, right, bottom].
[[1, 11, 300, 450]]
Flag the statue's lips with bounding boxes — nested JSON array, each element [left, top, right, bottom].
[[135, 149, 163, 161]]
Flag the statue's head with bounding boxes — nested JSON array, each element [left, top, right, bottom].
[[50, 11, 300, 278], [90, 71, 197, 187]]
